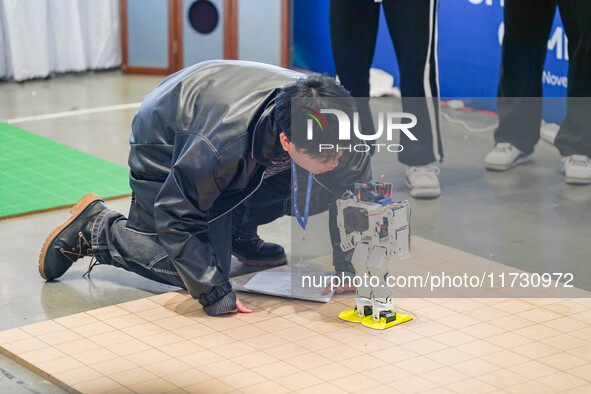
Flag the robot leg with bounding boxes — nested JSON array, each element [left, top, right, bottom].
[[350, 242, 372, 318]]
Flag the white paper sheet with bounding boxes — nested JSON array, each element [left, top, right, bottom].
[[242, 271, 334, 303]]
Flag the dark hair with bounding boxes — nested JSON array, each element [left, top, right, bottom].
[[275, 74, 356, 160]]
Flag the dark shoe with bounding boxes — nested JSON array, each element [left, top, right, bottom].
[[39, 193, 107, 280], [232, 235, 287, 267]]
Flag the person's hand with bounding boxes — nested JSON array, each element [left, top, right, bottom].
[[220, 297, 252, 314]]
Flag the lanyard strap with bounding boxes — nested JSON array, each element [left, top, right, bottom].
[[292, 161, 314, 230]]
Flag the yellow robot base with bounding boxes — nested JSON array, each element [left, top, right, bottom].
[[361, 313, 413, 329], [338, 308, 413, 330], [337, 308, 365, 323]]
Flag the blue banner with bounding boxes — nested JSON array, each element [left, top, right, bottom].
[[293, 0, 569, 122]]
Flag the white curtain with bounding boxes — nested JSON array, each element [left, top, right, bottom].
[[0, 0, 121, 81]]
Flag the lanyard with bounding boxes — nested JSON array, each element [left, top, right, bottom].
[[292, 161, 314, 230]]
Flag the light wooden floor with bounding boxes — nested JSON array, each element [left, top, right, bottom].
[[1, 237, 590, 393]]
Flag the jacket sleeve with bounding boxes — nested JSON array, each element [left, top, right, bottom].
[[323, 150, 372, 274], [153, 132, 238, 313]]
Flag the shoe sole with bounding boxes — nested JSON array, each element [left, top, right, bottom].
[[485, 154, 532, 171], [38, 193, 103, 280], [232, 252, 288, 267], [404, 178, 441, 199], [566, 176, 591, 185]]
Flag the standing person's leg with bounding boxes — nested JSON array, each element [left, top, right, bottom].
[[329, 0, 380, 97], [554, 0, 591, 180], [329, 0, 380, 144], [491, 0, 557, 165], [382, 0, 442, 197]]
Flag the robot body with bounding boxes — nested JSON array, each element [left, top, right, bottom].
[[336, 181, 411, 324]]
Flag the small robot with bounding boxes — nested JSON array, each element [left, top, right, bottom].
[[336, 180, 412, 329]]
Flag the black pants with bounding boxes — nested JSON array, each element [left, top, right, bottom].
[[91, 170, 348, 288], [92, 171, 293, 288], [330, 0, 443, 166], [496, 0, 591, 156]]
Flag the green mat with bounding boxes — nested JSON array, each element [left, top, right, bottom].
[[0, 123, 131, 219]]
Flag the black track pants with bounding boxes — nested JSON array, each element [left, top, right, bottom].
[[496, 0, 591, 157], [330, 0, 443, 166]]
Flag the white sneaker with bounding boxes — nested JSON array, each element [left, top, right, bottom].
[[562, 155, 591, 185], [405, 164, 441, 198], [485, 143, 532, 171]]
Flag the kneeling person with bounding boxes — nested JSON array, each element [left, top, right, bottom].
[[39, 60, 371, 316]]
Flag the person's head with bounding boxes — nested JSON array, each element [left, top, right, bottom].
[[275, 74, 356, 174]]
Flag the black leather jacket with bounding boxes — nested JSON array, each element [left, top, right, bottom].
[[126, 60, 371, 310]]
